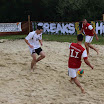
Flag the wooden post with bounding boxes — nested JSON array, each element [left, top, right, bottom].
[[28, 15, 30, 33], [103, 14, 104, 21]]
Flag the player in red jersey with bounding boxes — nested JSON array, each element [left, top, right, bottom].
[[80, 19, 99, 56], [68, 34, 93, 93]]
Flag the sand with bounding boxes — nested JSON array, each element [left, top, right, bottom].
[[0, 39, 104, 104]]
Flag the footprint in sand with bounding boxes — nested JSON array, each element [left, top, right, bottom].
[[0, 64, 6, 67]]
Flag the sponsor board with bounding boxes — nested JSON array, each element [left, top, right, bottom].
[[32, 21, 104, 35], [0, 22, 22, 32]]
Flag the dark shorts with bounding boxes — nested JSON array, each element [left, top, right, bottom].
[[32, 47, 42, 55]]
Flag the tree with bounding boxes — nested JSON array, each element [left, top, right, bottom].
[[0, 0, 104, 22]]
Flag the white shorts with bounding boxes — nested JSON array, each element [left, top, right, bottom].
[[29, 47, 34, 54], [85, 36, 93, 43], [68, 68, 79, 78]]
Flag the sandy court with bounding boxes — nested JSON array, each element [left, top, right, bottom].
[[0, 39, 104, 104]]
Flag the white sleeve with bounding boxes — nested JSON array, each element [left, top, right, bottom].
[[82, 50, 87, 58], [25, 32, 34, 40], [69, 43, 71, 49], [82, 24, 83, 28], [88, 25, 93, 30]]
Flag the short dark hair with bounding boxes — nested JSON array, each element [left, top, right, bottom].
[[37, 25, 43, 30], [82, 19, 87, 22], [77, 34, 83, 41]]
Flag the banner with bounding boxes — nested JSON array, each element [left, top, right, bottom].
[[33, 22, 75, 35], [0, 22, 22, 32], [0, 21, 33, 36], [32, 21, 104, 35]]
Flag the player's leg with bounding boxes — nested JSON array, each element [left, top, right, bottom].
[[70, 78, 74, 84], [73, 77, 85, 93], [68, 68, 75, 83], [31, 53, 36, 71], [85, 36, 91, 55], [36, 51, 45, 62], [88, 43, 99, 55], [85, 42, 89, 56], [68, 68, 85, 93], [29, 48, 37, 71]]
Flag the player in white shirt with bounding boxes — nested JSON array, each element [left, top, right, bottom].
[[25, 26, 45, 71]]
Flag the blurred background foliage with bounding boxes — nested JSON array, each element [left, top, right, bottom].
[[0, 0, 104, 22]]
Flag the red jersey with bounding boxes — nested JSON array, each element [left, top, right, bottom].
[[68, 43, 87, 68], [82, 23, 94, 36]]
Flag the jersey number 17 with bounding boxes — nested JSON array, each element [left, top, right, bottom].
[[70, 49, 79, 58]]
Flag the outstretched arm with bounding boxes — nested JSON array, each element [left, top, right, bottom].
[[84, 59, 93, 69]]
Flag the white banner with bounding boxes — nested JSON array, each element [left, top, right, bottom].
[[33, 21, 104, 35], [0, 22, 22, 32], [38, 22, 75, 34]]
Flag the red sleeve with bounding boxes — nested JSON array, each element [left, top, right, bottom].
[[87, 23, 90, 26]]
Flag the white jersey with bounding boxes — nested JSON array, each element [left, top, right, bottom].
[[25, 31, 42, 49]]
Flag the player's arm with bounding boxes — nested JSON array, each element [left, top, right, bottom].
[[93, 29, 99, 40], [39, 34, 43, 46], [39, 40, 43, 46], [82, 50, 93, 69], [84, 58, 93, 69], [25, 39, 33, 48], [25, 32, 34, 48]]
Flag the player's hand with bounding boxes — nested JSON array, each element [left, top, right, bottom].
[[91, 66, 94, 69], [41, 43, 43, 46], [29, 45, 34, 48]]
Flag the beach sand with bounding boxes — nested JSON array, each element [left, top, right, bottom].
[[0, 39, 104, 104]]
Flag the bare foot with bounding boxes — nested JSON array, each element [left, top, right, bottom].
[[96, 49, 99, 55], [81, 88, 85, 94], [30, 64, 37, 72], [30, 68, 34, 72]]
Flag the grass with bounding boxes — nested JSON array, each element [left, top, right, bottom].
[[0, 34, 104, 45], [0, 35, 27, 40], [43, 34, 104, 45]]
